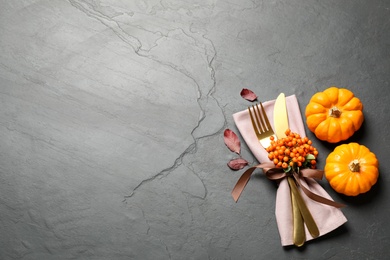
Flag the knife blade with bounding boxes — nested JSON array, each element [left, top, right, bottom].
[[273, 93, 289, 139]]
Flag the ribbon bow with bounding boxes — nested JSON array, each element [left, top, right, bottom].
[[232, 162, 345, 208]]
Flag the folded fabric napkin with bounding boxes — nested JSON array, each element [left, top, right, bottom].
[[232, 94, 347, 246]]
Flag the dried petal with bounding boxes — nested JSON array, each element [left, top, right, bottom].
[[224, 129, 241, 154], [228, 158, 249, 170], [240, 88, 257, 101]]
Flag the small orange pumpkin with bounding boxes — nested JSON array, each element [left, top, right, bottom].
[[305, 87, 364, 143], [325, 143, 379, 196]]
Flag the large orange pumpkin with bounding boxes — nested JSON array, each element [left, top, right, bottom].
[[325, 143, 379, 196], [305, 87, 364, 143]]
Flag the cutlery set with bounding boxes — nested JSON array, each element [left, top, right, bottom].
[[248, 93, 319, 247]]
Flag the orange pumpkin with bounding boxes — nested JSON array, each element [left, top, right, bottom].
[[305, 87, 364, 143], [325, 143, 379, 196]]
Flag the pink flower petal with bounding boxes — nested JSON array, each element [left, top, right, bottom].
[[227, 158, 249, 170], [240, 88, 257, 101], [224, 129, 241, 154]]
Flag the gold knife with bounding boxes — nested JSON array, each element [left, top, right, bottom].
[[287, 177, 305, 246], [288, 177, 320, 238], [273, 93, 306, 246]]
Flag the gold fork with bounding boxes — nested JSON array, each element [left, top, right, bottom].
[[248, 103, 276, 148], [248, 103, 309, 246]]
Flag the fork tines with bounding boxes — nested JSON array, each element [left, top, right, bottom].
[[249, 103, 272, 133], [248, 103, 275, 148]]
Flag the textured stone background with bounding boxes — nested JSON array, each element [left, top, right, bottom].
[[1, 0, 389, 259]]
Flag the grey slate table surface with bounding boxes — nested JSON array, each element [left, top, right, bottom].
[[1, 1, 389, 259]]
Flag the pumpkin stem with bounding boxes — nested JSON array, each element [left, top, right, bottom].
[[349, 159, 360, 172], [329, 106, 342, 118]]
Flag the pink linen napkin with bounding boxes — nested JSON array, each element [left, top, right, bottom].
[[232, 94, 347, 246]]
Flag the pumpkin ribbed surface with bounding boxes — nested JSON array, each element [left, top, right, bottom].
[[325, 143, 379, 196], [305, 87, 364, 143]]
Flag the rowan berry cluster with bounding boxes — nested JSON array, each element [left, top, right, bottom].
[[266, 129, 318, 171]]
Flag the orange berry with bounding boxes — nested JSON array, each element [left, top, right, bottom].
[[266, 131, 318, 170], [270, 136, 275, 141]]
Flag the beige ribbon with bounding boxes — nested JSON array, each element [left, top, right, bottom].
[[231, 162, 345, 208]]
